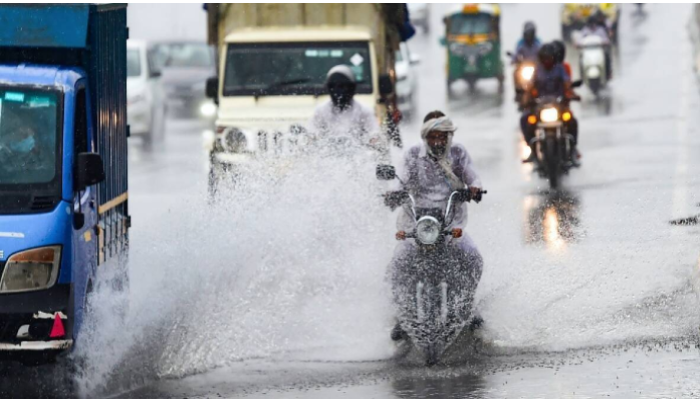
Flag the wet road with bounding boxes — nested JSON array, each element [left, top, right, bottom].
[[4, 3, 699, 399], [114, 4, 700, 398]]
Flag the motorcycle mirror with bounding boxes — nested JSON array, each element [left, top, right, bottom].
[[572, 80, 583, 88], [376, 164, 396, 180]]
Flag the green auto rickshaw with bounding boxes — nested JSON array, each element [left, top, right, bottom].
[[441, 4, 504, 95]]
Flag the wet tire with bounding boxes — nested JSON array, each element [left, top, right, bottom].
[[589, 78, 601, 97], [545, 138, 560, 189], [425, 344, 439, 367]]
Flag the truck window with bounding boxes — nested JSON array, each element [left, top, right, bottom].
[[0, 87, 61, 186], [223, 41, 373, 97], [74, 87, 87, 155]]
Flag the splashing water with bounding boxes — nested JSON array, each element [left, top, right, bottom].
[[74, 145, 400, 396]]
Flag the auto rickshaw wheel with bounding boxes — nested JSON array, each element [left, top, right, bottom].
[[446, 79, 455, 99], [467, 78, 477, 93], [497, 75, 505, 94]]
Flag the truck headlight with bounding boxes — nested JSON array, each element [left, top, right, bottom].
[[0, 246, 61, 293], [225, 128, 247, 153], [199, 101, 217, 117], [540, 108, 559, 123]]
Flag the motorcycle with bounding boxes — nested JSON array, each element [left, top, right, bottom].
[[524, 92, 580, 189], [507, 52, 537, 111], [376, 164, 486, 366], [577, 34, 609, 97]]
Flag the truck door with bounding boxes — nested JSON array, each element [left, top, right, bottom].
[[72, 83, 98, 334]]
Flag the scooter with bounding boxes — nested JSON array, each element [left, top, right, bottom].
[[577, 35, 609, 97]]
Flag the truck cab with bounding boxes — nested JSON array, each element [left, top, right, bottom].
[[214, 27, 380, 148], [204, 4, 411, 194], [0, 4, 128, 364]]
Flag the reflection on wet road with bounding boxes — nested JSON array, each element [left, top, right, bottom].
[[522, 190, 581, 249]]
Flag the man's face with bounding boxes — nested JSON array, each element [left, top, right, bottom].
[[328, 82, 355, 109], [524, 31, 535, 45], [541, 56, 555, 70], [426, 130, 449, 156]]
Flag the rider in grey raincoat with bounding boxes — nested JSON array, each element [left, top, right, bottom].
[[388, 111, 484, 341], [309, 65, 383, 147]]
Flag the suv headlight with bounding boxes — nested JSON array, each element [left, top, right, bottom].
[[415, 217, 441, 245], [0, 246, 61, 293]]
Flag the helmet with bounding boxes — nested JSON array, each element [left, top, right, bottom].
[[523, 21, 536, 44], [325, 65, 356, 109], [587, 15, 598, 26], [538, 43, 556, 68]]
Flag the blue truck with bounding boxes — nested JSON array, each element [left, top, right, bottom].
[[0, 4, 129, 365]]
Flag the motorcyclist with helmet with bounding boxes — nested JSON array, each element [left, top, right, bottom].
[[511, 21, 541, 64], [578, 13, 612, 80]]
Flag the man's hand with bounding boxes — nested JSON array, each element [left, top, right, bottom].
[[451, 228, 463, 239], [384, 190, 409, 209], [396, 231, 407, 241]]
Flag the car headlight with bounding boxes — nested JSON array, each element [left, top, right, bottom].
[[0, 246, 61, 293], [478, 42, 493, 55], [415, 216, 441, 245], [540, 108, 559, 123], [520, 66, 535, 81], [199, 102, 217, 117]]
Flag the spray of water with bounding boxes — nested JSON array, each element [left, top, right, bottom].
[[73, 145, 400, 395]]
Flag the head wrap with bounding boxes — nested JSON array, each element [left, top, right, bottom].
[[420, 116, 464, 190]]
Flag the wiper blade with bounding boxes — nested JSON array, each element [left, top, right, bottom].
[[260, 78, 311, 94]]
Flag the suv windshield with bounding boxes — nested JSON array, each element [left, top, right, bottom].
[[448, 14, 493, 35], [150, 42, 213, 73]]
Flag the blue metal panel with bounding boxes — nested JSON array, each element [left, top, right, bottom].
[[0, 201, 72, 284], [0, 5, 89, 48]]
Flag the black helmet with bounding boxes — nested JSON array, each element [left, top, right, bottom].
[[325, 65, 356, 109], [552, 40, 566, 64], [523, 21, 536, 44], [538, 43, 556, 67], [524, 21, 536, 35], [587, 15, 598, 26]]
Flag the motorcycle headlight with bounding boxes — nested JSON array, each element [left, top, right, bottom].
[[520, 66, 535, 81], [0, 246, 61, 293], [415, 216, 441, 245], [540, 108, 559, 123], [478, 42, 493, 55]]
